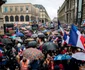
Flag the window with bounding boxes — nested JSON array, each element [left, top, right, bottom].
[[10, 7, 13, 12], [10, 16, 14, 22], [15, 16, 19, 21], [5, 16, 9, 22], [26, 6, 29, 10], [20, 15, 24, 21], [4, 7, 8, 13], [15, 7, 18, 12], [20, 7, 23, 12], [25, 15, 29, 21]]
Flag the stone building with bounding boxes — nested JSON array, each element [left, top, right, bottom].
[[2, 3, 40, 24], [58, 0, 85, 24], [0, 0, 6, 26], [82, 0, 85, 21], [34, 4, 51, 23]]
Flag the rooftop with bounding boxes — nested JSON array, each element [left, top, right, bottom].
[[33, 4, 45, 9]]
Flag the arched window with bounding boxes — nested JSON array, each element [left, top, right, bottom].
[[20, 15, 24, 21], [25, 15, 29, 21], [10, 16, 14, 22], [15, 16, 19, 21], [5, 16, 9, 22]]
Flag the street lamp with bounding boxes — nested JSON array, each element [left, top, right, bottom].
[[76, 0, 83, 26]]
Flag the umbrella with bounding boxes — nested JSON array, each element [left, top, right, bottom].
[[62, 54, 72, 60], [42, 42, 58, 51], [3, 35, 9, 38], [0, 42, 4, 46], [54, 54, 72, 61], [72, 52, 85, 61], [16, 32, 24, 37], [42, 29, 49, 33], [15, 37, 23, 43], [28, 41, 37, 48], [23, 48, 44, 61], [20, 27, 26, 30], [10, 35, 16, 39], [25, 33, 32, 37], [1, 38, 12, 45], [54, 54, 63, 60], [31, 34, 38, 38], [38, 33, 46, 38], [24, 30, 29, 33]]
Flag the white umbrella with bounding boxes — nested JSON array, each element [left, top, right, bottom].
[[72, 52, 85, 61], [15, 37, 23, 43]]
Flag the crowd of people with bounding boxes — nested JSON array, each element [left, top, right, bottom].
[[0, 21, 85, 70]]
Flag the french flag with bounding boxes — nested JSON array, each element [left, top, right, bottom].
[[58, 20, 64, 36], [69, 24, 85, 50], [0, 48, 4, 53], [63, 32, 69, 44]]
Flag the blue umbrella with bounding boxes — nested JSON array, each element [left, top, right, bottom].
[[54, 54, 64, 60], [16, 32, 24, 37], [62, 54, 72, 60], [10, 35, 16, 39], [54, 54, 72, 61]]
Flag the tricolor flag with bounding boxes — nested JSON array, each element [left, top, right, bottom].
[[69, 24, 85, 50], [58, 20, 64, 36], [63, 32, 69, 44], [58, 20, 69, 44], [0, 48, 4, 53]]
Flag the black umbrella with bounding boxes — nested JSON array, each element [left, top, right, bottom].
[[42, 42, 58, 51], [1, 38, 12, 45], [28, 41, 37, 48], [38, 33, 46, 38], [31, 34, 38, 38]]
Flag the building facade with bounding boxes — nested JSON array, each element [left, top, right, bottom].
[[58, 0, 85, 24], [82, 0, 85, 21], [52, 17, 57, 23], [2, 3, 40, 24], [34, 4, 51, 23], [0, 0, 6, 26]]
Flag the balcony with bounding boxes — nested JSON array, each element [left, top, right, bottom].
[[0, 0, 6, 6]]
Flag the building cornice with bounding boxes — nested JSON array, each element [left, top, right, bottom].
[[58, 0, 66, 13]]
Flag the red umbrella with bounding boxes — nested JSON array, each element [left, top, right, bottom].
[[3, 35, 9, 38]]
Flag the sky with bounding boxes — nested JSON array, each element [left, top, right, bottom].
[[7, 0, 65, 20]]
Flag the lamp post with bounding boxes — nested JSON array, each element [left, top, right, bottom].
[[76, 0, 83, 27]]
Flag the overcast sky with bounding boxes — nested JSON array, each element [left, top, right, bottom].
[[7, 0, 65, 20]]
